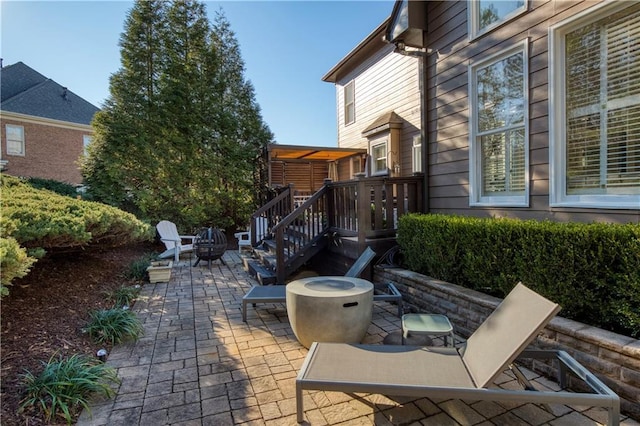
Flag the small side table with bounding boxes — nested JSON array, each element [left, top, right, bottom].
[[402, 313, 455, 346]]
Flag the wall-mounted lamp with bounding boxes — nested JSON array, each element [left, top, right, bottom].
[[394, 163, 401, 175], [394, 41, 427, 58]]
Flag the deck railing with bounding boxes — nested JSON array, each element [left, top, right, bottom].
[[328, 175, 423, 244], [250, 184, 295, 246], [249, 175, 423, 283]]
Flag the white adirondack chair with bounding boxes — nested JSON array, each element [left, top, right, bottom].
[[156, 220, 196, 262], [234, 217, 269, 253]]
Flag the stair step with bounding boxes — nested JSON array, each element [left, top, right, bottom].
[[245, 259, 277, 285]]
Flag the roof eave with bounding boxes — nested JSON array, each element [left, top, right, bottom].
[[322, 17, 391, 83]]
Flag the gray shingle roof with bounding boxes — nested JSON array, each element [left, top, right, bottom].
[[1, 61, 99, 125]]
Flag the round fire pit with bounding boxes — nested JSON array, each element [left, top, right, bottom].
[[286, 276, 373, 348], [193, 227, 226, 267]]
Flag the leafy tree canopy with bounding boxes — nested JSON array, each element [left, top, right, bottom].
[[82, 0, 273, 232]]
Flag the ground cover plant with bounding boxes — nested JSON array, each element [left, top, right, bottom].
[[19, 353, 119, 424], [83, 308, 144, 345], [105, 284, 142, 308]]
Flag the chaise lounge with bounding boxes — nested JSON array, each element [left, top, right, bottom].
[[295, 283, 620, 425], [242, 247, 403, 321]]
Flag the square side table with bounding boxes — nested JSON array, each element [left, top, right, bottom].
[[402, 313, 454, 346]]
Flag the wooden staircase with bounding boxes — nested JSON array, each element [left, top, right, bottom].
[[241, 184, 331, 284], [241, 175, 423, 284]]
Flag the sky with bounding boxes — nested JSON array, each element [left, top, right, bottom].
[[1, 0, 395, 147]]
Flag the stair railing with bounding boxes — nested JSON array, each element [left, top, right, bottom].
[[271, 184, 331, 283], [250, 184, 295, 247]]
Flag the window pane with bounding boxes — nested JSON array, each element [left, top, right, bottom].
[[6, 125, 24, 155], [607, 104, 640, 189], [373, 144, 386, 172], [478, 1, 524, 32], [477, 52, 524, 132], [344, 81, 355, 124], [481, 129, 525, 195], [412, 136, 422, 173], [565, 3, 640, 195]]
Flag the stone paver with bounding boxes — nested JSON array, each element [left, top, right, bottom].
[[77, 251, 633, 425]]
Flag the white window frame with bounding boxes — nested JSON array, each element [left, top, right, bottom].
[[5, 124, 25, 156], [344, 80, 355, 125], [412, 134, 422, 173], [469, 0, 527, 40], [549, 1, 640, 209], [469, 39, 529, 207], [370, 140, 388, 176]]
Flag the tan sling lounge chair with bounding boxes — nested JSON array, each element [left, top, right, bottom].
[[295, 283, 620, 425]]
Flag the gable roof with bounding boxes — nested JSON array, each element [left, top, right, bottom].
[[1, 61, 99, 125], [322, 18, 390, 83]]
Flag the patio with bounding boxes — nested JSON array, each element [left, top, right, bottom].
[[77, 251, 636, 425]]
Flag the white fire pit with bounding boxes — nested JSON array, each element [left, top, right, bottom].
[[286, 276, 373, 349]]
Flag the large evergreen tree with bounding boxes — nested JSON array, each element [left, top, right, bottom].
[[82, 0, 273, 231]]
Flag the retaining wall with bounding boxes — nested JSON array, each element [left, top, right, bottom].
[[374, 267, 640, 419]]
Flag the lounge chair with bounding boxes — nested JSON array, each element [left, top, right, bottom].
[[295, 283, 620, 425], [156, 220, 196, 263], [242, 247, 402, 321]]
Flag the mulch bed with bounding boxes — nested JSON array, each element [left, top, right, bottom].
[[1, 242, 160, 425]]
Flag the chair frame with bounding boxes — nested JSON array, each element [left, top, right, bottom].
[[295, 283, 620, 425], [242, 282, 402, 321], [156, 220, 196, 263], [242, 247, 403, 321]]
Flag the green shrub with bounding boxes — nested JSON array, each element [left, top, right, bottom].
[[83, 308, 144, 345], [397, 213, 640, 338], [0, 237, 37, 296], [19, 353, 119, 424], [0, 175, 154, 293], [105, 285, 141, 308], [125, 253, 156, 281], [1, 175, 153, 251], [25, 177, 78, 198]]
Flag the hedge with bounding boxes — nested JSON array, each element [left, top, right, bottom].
[[0, 176, 154, 293], [397, 213, 640, 338]]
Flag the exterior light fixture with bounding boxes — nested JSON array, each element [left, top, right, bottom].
[[384, 0, 427, 49]]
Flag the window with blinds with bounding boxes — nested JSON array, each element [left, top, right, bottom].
[[6, 125, 25, 156], [371, 141, 387, 175], [344, 80, 355, 125], [469, 40, 529, 206], [412, 135, 422, 173], [550, 1, 640, 208], [565, 4, 640, 196]]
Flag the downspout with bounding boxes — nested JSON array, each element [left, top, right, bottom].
[[393, 44, 430, 214]]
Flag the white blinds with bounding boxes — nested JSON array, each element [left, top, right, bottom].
[[565, 4, 640, 194]]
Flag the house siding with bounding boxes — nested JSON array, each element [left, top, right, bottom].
[[335, 43, 423, 177], [425, 0, 639, 224], [1, 115, 89, 185]]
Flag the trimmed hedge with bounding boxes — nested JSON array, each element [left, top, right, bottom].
[[1, 176, 153, 250], [0, 176, 154, 293], [397, 213, 640, 338]]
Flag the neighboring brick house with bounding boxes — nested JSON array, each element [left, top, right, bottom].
[[324, 0, 639, 224], [1, 61, 99, 185]]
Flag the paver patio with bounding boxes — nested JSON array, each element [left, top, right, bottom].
[[78, 251, 637, 425]]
